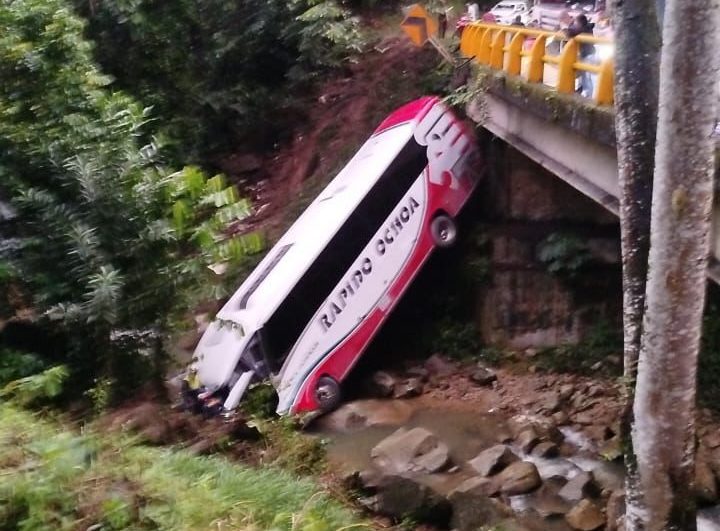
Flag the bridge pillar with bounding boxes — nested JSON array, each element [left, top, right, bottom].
[[475, 137, 622, 349]]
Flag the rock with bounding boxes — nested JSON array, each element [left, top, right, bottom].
[[599, 437, 622, 461], [704, 430, 720, 449], [448, 486, 510, 531], [449, 476, 500, 497], [532, 441, 560, 458], [559, 471, 596, 502], [406, 366, 430, 382], [496, 461, 542, 495], [587, 384, 605, 397], [525, 348, 538, 358], [528, 364, 538, 374], [559, 384, 576, 401], [573, 412, 596, 425], [541, 392, 562, 413], [552, 411, 570, 425], [696, 447, 719, 504], [371, 427, 450, 475], [315, 399, 414, 432], [532, 483, 573, 517], [368, 371, 396, 397], [589, 361, 603, 371], [424, 354, 457, 376], [496, 430, 514, 444], [606, 491, 626, 531], [471, 367, 497, 386], [393, 377, 424, 399], [370, 475, 452, 525], [468, 445, 520, 477], [565, 499, 606, 530], [517, 427, 540, 454]]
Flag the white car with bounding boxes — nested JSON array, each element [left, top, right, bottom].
[[488, 0, 532, 25]]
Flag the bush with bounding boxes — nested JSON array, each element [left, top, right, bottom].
[[0, 0, 264, 399], [74, 0, 366, 161]]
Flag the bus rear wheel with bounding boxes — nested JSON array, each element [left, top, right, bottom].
[[315, 376, 341, 412], [430, 215, 457, 248]]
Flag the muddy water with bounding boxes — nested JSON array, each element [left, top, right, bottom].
[[314, 400, 720, 530]]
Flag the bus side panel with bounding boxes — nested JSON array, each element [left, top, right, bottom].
[[291, 108, 482, 413], [275, 176, 428, 413]]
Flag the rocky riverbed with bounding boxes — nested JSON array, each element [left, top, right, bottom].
[[312, 355, 720, 530]]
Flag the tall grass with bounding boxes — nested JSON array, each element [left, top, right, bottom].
[[0, 404, 367, 531]]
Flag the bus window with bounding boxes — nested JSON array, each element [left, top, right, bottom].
[[261, 139, 428, 371]]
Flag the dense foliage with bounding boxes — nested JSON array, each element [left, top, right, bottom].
[[75, 0, 364, 161], [0, 0, 263, 398]]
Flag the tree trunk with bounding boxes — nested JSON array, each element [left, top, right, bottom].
[[610, 1, 661, 528], [632, 1, 720, 529]]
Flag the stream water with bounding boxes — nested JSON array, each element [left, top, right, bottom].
[[313, 400, 720, 530]]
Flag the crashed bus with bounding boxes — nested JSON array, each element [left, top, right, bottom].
[[189, 96, 482, 415]]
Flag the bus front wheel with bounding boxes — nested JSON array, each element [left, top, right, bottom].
[[430, 215, 457, 248], [315, 376, 341, 412]]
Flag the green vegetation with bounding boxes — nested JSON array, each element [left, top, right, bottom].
[[74, 0, 366, 162], [534, 321, 623, 376], [0, 403, 366, 531], [537, 233, 593, 278], [0, 0, 267, 400]]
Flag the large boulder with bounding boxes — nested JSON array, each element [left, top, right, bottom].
[[371, 427, 450, 475], [565, 499, 606, 530], [450, 476, 500, 498], [364, 475, 451, 525], [532, 441, 560, 458], [531, 483, 573, 518], [448, 484, 510, 531], [517, 427, 540, 454], [468, 445, 519, 477], [559, 471, 597, 502], [496, 461, 542, 495]]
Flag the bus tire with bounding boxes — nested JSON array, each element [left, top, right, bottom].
[[315, 376, 341, 412], [430, 215, 457, 248]]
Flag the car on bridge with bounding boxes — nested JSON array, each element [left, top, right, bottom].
[[488, 0, 532, 25]]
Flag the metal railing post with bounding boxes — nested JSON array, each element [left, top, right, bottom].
[[507, 31, 524, 76], [557, 39, 578, 94]]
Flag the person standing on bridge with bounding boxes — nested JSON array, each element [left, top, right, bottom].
[[565, 14, 596, 98]]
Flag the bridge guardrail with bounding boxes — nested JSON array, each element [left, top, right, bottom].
[[459, 23, 614, 105]]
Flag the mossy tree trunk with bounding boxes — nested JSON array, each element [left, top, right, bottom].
[[631, 1, 720, 529], [610, 0, 660, 527]]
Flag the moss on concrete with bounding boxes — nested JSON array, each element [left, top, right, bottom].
[[467, 65, 616, 148]]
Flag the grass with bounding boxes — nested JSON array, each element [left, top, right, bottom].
[[0, 404, 368, 531]]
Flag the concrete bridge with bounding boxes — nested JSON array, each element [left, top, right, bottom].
[[458, 23, 720, 283]]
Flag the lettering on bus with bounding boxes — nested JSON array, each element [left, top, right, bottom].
[[319, 194, 420, 332]]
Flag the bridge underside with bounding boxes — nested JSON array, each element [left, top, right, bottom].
[[467, 82, 720, 284]]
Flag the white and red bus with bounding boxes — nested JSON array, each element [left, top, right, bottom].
[[190, 96, 482, 415]]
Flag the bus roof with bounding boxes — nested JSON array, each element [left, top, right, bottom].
[[216, 103, 431, 329]]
